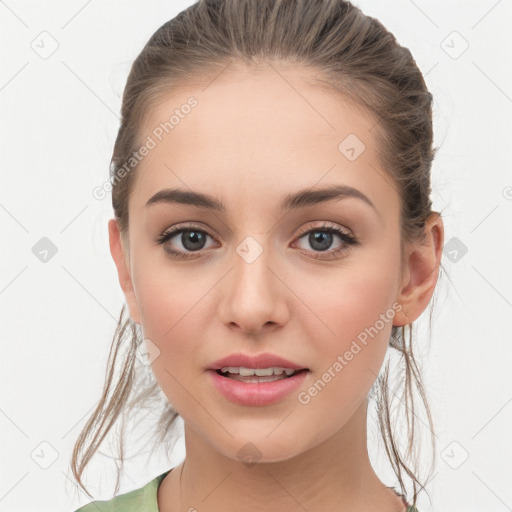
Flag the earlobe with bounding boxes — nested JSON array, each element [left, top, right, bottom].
[[393, 303, 409, 327], [108, 218, 141, 324], [393, 212, 444, 327]]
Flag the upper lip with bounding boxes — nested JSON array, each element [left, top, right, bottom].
[[208, 352, 309, 371]]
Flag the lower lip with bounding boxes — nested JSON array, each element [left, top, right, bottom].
[[207, 369, 309, 406]]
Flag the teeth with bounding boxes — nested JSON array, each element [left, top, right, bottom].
[[220, 366, 297, 377]]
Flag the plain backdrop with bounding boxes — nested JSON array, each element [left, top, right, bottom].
[[1, 1, 511, 511]]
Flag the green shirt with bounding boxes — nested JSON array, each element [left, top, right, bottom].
[[73, 469, 419, 511], [73, 470, 171, 512]]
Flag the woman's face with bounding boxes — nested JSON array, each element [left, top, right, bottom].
[[113, 64, 407, 462]]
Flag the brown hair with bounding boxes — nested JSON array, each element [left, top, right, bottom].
[[71, 0, 444, 507]]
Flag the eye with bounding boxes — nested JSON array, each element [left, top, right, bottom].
[[293, 222, 359, 260], [155, 223, 217, 259]]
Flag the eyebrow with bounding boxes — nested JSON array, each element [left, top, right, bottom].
[[145, 184, 377, 213]]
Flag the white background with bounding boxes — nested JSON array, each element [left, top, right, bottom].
[[1, 1, 511, 511]]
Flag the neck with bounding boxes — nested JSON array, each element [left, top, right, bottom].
[[157, 401, 407, 512]]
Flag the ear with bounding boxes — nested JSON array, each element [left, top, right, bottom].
[[393, 212, 444, 326], [108, 218, 141, 325]]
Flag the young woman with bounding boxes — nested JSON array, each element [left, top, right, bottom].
[[71, 1, 444, 510]]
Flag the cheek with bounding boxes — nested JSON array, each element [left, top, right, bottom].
[[132, 266, 210, 410], [298, 251, 400, 340], [291, 272, 399, 430], [294, 245, 401, 390], [133, 255, 204, 334], [131, 260, 208, 366]]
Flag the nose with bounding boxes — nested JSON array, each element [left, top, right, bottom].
[[217, 242, 290, 335]]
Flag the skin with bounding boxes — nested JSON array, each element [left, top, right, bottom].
[[108, 62, 444, 512]]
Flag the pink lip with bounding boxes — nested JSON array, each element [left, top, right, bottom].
[[207, 352, 308, 371], [207, 368, 309, 406]]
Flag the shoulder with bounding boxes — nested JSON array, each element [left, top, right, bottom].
[[72, 470, 172, 512]]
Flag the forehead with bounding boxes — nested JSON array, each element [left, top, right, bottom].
[[130, 63, 398, 217]]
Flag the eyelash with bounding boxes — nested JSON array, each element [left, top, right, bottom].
[[155, 221, 359, 261]]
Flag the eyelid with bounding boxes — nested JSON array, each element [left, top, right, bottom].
[[161, 221, 216, 238], [155, 221, 217, 246], [294, 220, 353, 238]]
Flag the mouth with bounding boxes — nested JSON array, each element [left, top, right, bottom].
[[214, 368, 310, 383], [207, 366, 310, 406]]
